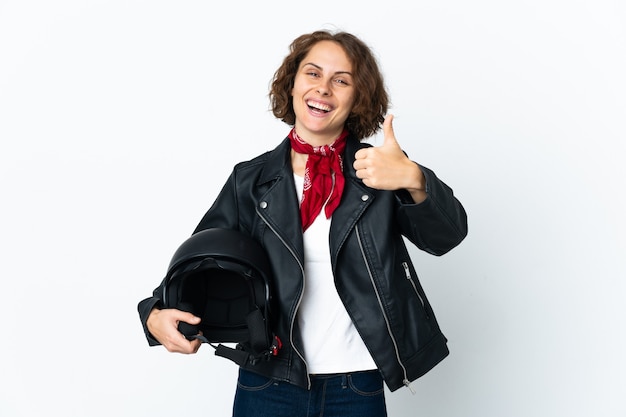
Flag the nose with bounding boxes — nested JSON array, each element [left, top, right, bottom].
[[317, 78, 332, 96]]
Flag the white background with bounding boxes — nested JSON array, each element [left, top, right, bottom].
[[1, 1, 625, 416]]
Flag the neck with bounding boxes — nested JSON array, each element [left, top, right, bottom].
[[290, 150, 308, 177], [293, 125, 344, 147]]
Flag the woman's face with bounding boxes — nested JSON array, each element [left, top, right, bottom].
[[291, 40, 355, 146]]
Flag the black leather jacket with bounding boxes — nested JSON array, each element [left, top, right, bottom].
[[138, 136, 468, 392]]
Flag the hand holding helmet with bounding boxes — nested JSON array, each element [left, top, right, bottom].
[[146, 307, 202, 354]]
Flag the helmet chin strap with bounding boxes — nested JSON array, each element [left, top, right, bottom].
[[179, 307, 282, 366]]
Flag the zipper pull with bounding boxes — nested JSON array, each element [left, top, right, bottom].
[[403, 379, 416, 395], [402, 262, 411, 280]]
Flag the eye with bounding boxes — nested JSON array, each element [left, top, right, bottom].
[[334, 78, 351, 86]]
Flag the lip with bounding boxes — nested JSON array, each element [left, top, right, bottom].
[[305, 99, 334, 114]]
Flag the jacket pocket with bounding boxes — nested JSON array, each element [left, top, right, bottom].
[[401, 261, 429, 319]]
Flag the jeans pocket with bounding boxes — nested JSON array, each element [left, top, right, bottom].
[[347, 371, 384, 396], [236, 369, 275, 392]]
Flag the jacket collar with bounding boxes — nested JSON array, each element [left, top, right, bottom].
[[257, 137, 292, 186]]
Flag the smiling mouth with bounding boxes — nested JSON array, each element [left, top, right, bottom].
[[306, 100, 332, 113]]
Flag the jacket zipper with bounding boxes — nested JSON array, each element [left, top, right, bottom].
[[402, 262, 429, 319], [256, 207, 311, 389], [356, 225, 415, 394]]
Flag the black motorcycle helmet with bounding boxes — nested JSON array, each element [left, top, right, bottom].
[[161, 228, 281, 365]]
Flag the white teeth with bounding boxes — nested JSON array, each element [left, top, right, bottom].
[[307, 101, 331, 112]]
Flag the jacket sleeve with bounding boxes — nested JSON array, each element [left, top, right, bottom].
[[396, 164, 468, 255], [137, 284, 165, 346]]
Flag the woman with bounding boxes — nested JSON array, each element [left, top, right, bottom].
[[138, 30, 468, 416]]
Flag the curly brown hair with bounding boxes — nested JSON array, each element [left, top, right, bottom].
[[270, 30, 389, 140]]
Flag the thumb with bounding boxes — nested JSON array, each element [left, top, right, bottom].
[[382, 114, 399, 148], [177, 309, 201, 324], [186, 313, 201, 324]]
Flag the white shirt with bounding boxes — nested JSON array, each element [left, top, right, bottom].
[[294, 174, 377, 374]]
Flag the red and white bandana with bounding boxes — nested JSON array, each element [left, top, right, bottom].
[[288, 129, 349, 231]]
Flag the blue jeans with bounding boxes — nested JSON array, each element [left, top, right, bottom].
[[233, 368, 387, 417]]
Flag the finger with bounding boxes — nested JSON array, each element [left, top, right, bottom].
[[382, 114, 399, 148], [354, 166, 367, 179], [353, 157, 370, 171], [177, 330, 202, 351], [354, 147, 369, 161], [190, 338, 202, 353], [174, 310, 201, 325], [164, 333, 195, 353]]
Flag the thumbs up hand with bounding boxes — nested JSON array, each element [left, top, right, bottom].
[[353, 115, 427, 203]]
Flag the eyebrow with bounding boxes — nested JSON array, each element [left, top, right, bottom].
[[303, 62, 353, 76]]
